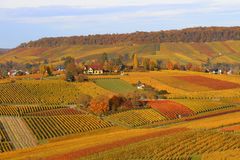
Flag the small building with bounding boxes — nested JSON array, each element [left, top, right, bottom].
[[8, 70, 26, 76], [94, 69, 103, 74], [57, 65, 65, 71], [136, 81, 145, 90], [227, 70, 232, 75], [212, 69, 222, 74], [83, 64, 103, 75]]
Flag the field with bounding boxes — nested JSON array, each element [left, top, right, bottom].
[[175, 75, 240, 90], [0, 70, 240, 159], [94, 79, 136, 94], [147, 100, 195, 119], [121, 71, 240, 98], [105, 109, 166, 127]]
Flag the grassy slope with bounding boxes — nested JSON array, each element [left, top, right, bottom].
[[1, 41, 240, 65], [94, 79, 136, 94]]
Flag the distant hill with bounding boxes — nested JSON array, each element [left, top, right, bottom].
[[1, 27, 240, 65], [1, 41, 240, 65], [18, 27, 240, 47], [0, 49, 9, 54]]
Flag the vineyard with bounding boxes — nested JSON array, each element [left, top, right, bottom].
[[83, 129, 240, 160], [0, 122, 14, 153], [74, 82, 115, 98], [202, 149, 240, 160], [147, 100, 195, 119], [0, 117, 37, 150], [0, 80, 117, 105], [0, 105, 66, 116], [105, 109, 166, 127], [26, 108, 84, 116], [173, 99, 235, 113], [24, 115, 113, 140], [221, 124, 240, 132], [0, 70, 240, 159]]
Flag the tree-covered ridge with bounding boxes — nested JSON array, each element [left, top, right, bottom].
[[19, 27, 240, 47], [0, 49, 9, 54]]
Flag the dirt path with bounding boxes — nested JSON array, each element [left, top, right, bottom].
[[0, 116, 37, 149]]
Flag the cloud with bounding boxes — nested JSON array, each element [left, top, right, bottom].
[[1, 0, 240, 48], [0, 0, 238, 25], [0, 0, 199, 8]]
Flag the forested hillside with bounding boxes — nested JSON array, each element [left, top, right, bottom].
[[0, 49, 9, 54], [2, 41, 240, 65], [18, 27, 240, 47], [1, 27, 240, 66]]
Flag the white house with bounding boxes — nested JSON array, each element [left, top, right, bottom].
[[83, 65, 103, 75]]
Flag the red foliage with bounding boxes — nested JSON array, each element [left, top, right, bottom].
[[175, 75, 240, 90], [166, 61, 174, 70], [89, 97, 109, 114], [147, 100, 195, 119], [46, 127, 189, 160]]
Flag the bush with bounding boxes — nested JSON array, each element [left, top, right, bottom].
[[108, 95, 127, 112], [76, 94, 91, 107], [76, 74, 88, 82]]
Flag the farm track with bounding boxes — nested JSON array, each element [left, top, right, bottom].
[[46, 127, 189, 160], [0, 117, 37, 149]]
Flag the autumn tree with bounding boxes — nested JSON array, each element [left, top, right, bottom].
[[64, 56, 79, 82], [149, 60, 156, 71], [186, 63, 193, 70], [0, 70, 3, 79], [108, 95, 127, 112], [156, 60, 163, 70], [166, 61, 174, 70], [39, 64, 47, 79], [19, 27, 240, 47], [101, 52, 108, 63], [65, 63, 77, 82], [89, 96, 109, 115], [46, 65, 53, 76], [76, 94, 91, 108], [133, 54, 139, 70], [39, 64, 54, 79], [173, 63, 180, 70], [64, 56, 75, 68], [143, 58, 150, 70], [103, 60, 111, 71]]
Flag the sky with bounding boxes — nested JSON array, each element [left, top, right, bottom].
[[0, 0, 240, 48]]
